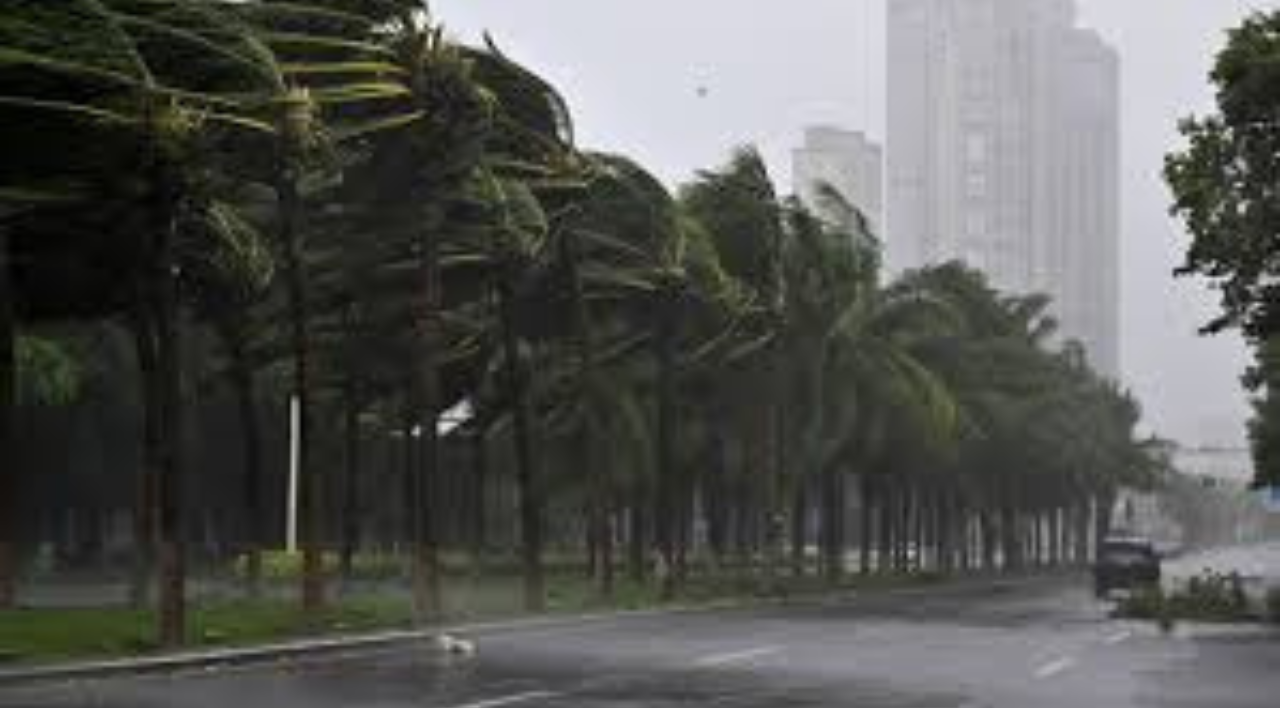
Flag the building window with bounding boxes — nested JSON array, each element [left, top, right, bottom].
[[965, 133, 987, 162], [965, 171, 987, 197], [965, 211, 986, 237]]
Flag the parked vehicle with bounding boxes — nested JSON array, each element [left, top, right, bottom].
[[1094, 536, 1162, 598]]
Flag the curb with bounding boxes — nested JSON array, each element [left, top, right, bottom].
[[0, 572, 1075, 688], [0, 627, 437, 687]]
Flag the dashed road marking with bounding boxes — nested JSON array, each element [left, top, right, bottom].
[[1104, 629, 1132, 646], [692, 645, 783, 669], [462, 689, 563, 707], [1033, 656, 1076, 679]]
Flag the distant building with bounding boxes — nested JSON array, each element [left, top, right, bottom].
[[793, 126, 884, 237], [1171, 446, 1252, 489], [887, 0, 1120, 378]]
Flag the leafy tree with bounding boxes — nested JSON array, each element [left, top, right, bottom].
[[1167, 9, 1280, 489]]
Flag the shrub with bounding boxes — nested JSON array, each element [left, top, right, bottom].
[[231, 551, 404, 583], [1168, 570, 1251, 622], [1116, 585, 1166, 620], [1116, 570, 1256, 624], [1266, 587, 1280, 625]]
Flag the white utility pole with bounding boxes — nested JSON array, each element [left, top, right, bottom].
[[287, 394, 299, 553]]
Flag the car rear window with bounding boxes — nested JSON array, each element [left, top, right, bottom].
[[1102, 543, 1154, 562]]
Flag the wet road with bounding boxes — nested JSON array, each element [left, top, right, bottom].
[[4, 570, 1280, 706]]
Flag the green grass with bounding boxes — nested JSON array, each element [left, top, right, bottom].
[[0, 568, 947, 665], [0, 597, 411, 664]]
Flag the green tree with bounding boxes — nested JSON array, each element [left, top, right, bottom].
[[1166, 10, 1280, 490]]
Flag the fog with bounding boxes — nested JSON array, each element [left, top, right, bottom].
[[436, 0, 1275, 449]]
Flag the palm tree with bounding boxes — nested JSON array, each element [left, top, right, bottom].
[[0, 0, 413, 641], [680, 148, 787, 581], [0, 0, 290, 644], [0, 213, 15, 607]]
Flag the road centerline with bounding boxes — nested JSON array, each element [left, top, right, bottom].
[[1104, 629, 1132, 646], [461, 689, 564, 708], [1033, 656, 1076, 680], [691, 645, 783, 669]]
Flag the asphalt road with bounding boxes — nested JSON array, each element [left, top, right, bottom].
[[4, 567, 1280, 706]]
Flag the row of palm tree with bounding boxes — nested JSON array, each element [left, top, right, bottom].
[[0, 0, 1161, 646]]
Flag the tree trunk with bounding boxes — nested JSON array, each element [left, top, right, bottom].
[[676, 481, 692, 586], [500, 277, 542, 611], [820, 472, 841, 583], [1030, 513, 1041, 567], [654, 298, 678, 600], [899, 487, 913, 572], [339, 375, 360, 590], [734, 484, 752, 577], [1094, 491, 1115, 560], [628, 488, 646, 584], [877, 490, 893, 574], [229, 350, 263, 599], [470, 428, 487, 576], [790, 480, 807, 579], [705, 424, 727, 570], [0, 226, 15, 609], [129, 313, 159, 610], [400, 394, 415, 557], [152, 236, 185, 648], [1075, 501, 1090, 566], [859, 478, 873, 576], [1000, 491, 1019, 573], [563, 233, 608, 598], [410, 231, 443, 623], [600, 505, 615, 598], [1049, 508, 1061, 567], [913, 488, 926, 572], [585, 500, 598, 580], [936, 492, 951, 574], [411, 420, 441, 622], [276, 172, 323, 614]]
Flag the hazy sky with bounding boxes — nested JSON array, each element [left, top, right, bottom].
[[436, 0, 1277, 448]]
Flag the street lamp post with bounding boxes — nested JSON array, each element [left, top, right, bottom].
[[287, 394, 299, 553]]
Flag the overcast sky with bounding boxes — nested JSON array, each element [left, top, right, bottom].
[[436, 0, 1277, 449]]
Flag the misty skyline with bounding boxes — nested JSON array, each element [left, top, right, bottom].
[[436, 0, 1272, 449]]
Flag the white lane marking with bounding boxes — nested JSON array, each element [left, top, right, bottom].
[[1104, 629, 1132, 646], [692, 645, 783, 669], [462, 689, 563, 707], [1033, 656, 1076, 680]]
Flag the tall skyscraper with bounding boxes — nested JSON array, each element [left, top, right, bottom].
[[887, 0, 1120, 377], [793, 126, 884, 237]]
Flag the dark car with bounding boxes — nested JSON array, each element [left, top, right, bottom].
[[1094, 537, 1161, 597]]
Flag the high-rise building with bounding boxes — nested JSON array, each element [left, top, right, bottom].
[[793, 126, 884, 237], [887, 0, 1120, 377]]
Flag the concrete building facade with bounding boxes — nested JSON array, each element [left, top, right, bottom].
[[887, 0, 1120, 377], [793, 126, 884, 237]]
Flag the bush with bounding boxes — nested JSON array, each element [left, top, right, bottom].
[[231, 551, 404, 583], [1171, 570, 1252, 621], [1266, 587, 1280, 625], [1118, 570, 1254, 624], [1117, 585, 1167, 621]]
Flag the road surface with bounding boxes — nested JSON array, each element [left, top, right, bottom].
[[4, 565, 1279, 706]]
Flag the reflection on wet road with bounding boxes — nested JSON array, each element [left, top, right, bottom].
[[4, 561, 1280, 706]]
